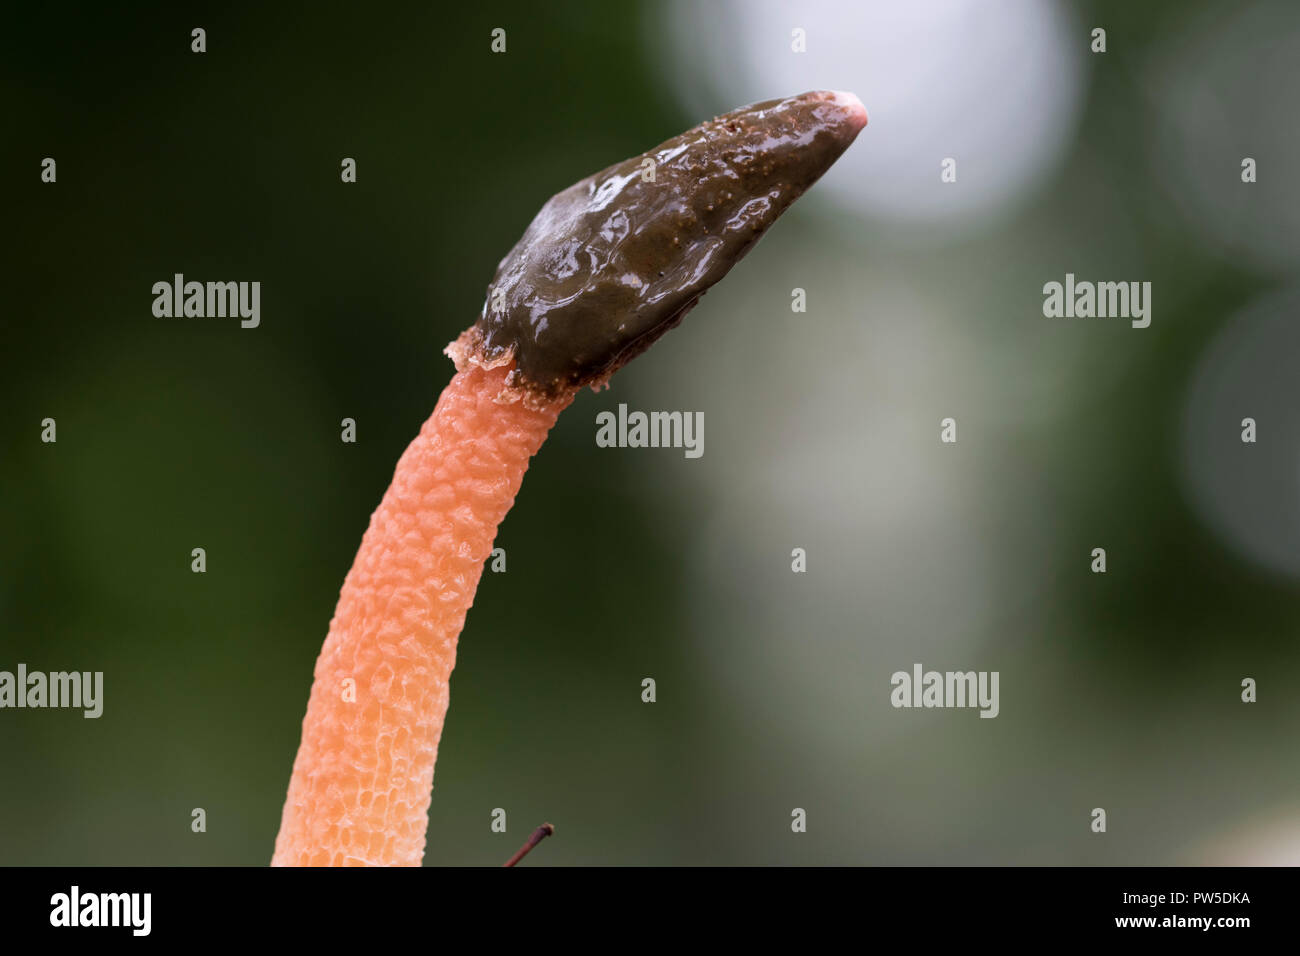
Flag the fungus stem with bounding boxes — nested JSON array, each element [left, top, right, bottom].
[[273, 365, 571, 866]]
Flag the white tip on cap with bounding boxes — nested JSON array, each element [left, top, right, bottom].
[[827, 90, 868, 129]]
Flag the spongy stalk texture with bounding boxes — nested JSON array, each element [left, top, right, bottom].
[[273, 365, 569, 866]]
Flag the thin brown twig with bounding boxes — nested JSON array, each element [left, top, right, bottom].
[[502, 823, 555, 867]]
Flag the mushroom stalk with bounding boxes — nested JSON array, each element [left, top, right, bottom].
[[273, 365, 568, 866]]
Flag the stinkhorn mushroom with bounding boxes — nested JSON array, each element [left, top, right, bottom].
[[273, 90, 868, 866]]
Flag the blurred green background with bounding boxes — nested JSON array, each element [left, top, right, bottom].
[[3, 0, 1298, 865]]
